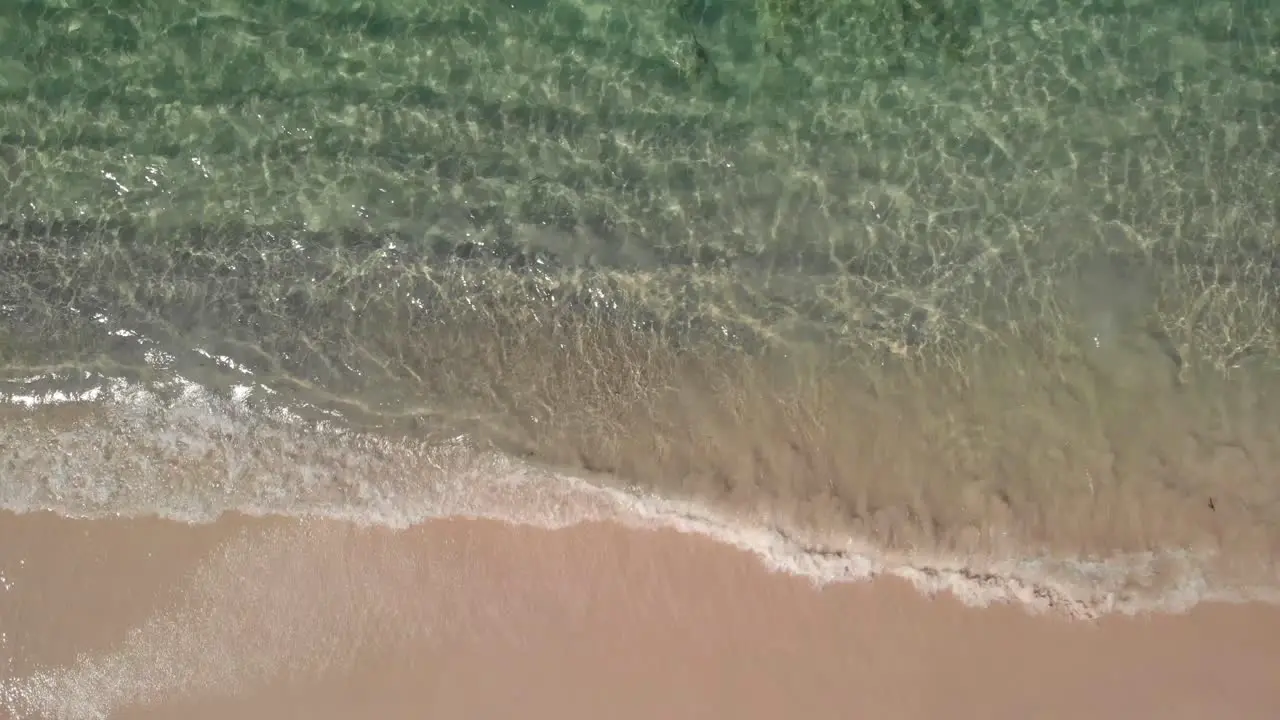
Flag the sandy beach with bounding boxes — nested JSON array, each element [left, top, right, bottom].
[[3, 2, 1280, 717], [2, 510, 1278, 720]]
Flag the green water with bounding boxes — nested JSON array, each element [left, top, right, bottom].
[[3, 0, 1278, 370], [1, 0, 1279, 593]]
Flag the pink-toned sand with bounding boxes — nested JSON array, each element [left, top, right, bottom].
[[1, 511, 1277, 720]]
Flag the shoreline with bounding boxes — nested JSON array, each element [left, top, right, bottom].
[[2, 511, 1279, 720], [3, 387, 1279, 620], [4, 388, 1279, 619]]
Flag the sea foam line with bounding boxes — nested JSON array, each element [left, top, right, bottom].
[[3, 419, 1280, 720], [2, 375, 1278, 620]]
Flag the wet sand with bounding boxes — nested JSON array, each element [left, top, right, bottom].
[[3, 1, 1280, 717], [2, 511, 1278, 720]]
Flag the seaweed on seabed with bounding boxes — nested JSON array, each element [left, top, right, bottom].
[[669, 0, 979, 93], [755, 0, 824, 60], [671, 0, 724, 88], [898, 0, 980, 60], [747, 0, 979, 66]]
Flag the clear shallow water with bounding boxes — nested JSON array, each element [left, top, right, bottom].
[[1, 0, 1279, 614]]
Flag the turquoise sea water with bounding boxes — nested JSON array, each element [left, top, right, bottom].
[[1, 0, 1279, 613]]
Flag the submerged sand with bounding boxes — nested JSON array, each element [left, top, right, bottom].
[[4, 0, 1280, 616], [3, 2, 1279, 716], [2, 511, 1279, 720]]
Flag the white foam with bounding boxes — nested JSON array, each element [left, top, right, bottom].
[[3, 382, 1280, 720], [2, 375, 1278, 624]]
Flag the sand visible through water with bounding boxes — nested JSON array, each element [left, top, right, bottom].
[[1, 0, 1280, 716]]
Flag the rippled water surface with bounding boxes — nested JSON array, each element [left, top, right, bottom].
[[1, 0, 1279, 613]]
